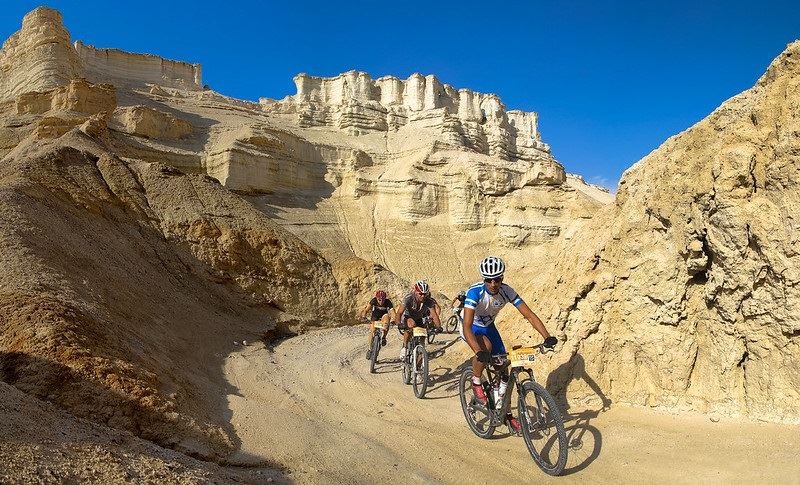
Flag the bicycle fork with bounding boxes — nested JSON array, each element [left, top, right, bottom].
[[514, 369, 548, 434]]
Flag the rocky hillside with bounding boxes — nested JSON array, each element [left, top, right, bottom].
[[513, 40, 800, 423], [0, 7, 412, 461], [1, 7, 612, 296]]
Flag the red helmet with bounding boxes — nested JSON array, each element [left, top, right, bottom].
[[375, 289, 387, 300], [414, 280, 430, 295]]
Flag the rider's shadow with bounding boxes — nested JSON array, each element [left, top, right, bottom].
[[545, 353, 610, 475]]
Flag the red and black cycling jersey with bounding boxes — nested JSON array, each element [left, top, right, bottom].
[[401, 292, 436, 321], [369, 297, 394, 321]]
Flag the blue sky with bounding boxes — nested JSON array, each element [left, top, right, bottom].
[[3, 1, 799, 191]]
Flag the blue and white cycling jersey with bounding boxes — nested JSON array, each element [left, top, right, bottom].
[[463, 282, 524, 327]]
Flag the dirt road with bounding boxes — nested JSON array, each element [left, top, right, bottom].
[[223, 326, 800, 484]]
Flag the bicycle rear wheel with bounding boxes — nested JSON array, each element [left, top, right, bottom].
[[458, 367, 495, 439], [412, 344, 429, 398], [446, 315, 458, 333], [518, 381, 568, 476], [369, 330, 381, 374]]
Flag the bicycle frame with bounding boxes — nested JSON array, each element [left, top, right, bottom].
[[481, 362, 535, 426]]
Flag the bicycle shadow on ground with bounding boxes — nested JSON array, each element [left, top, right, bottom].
[[545, 353, 610, 476], [424, 360, 468, 400], [420, 335, 466, 399], [370, 356, 403, 375]]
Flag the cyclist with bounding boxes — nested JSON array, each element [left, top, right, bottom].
[[394, 280, 443, 359], [451, 290, 467, 315], [462, 256, 558, 431], [360, 290, 394, 360]]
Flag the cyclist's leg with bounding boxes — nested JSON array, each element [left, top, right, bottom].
[[380, 313, 390, 334], [485, 323, 507, 356], [471, 324, 493, 380], [404, 317, 416, 349], [367, 322, 376, 348], [485, 324, 515, 425]]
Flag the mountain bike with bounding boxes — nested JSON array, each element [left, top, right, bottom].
[[445, 308, 461, 334], [367, 321, 386, 374], [401, 320, 430, 398], [458, 343, 567, 476]]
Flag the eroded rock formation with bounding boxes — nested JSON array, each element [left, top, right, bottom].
[[514, 40, 800, 423], [263, 70, 549, 163]]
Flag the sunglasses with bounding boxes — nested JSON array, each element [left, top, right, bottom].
[[484, 277, 503, 284]]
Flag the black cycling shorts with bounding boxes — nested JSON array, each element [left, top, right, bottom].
[[398, 313, 428, 330]]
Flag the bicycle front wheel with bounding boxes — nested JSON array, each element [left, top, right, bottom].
[[518, 381, 568, 476], [369, 330, 381, 374], [402, 352, 412, 385], [446, 315, 458, 333], [412, 344, 429, 398], [458, 367, 495, 439]]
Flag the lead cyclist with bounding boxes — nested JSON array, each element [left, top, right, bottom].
[[461, 256, 558, 431]]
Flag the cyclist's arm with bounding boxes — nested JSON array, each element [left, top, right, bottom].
[[359, 303, 371, 320], [431, 304, 442, 326], [461, 307, 481, 353], [516, 301, 551, 339], [394, 304, 405, 325]]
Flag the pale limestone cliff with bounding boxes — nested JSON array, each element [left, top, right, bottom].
[[74, 41, 202, 91], [111, 105, 193, 140], [0, 8, 604, 296], [0, 7, 201, 103], [15, 78, 116, 115], [261, 70, 550, 163], [0, 8, 83, 101], [512, 40, 800, 423]]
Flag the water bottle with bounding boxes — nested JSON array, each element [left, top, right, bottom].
[[495, 380, 508, 409]]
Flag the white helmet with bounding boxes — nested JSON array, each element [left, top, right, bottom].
[[479, 256, 505, 279], [414, 280, 430, 294]]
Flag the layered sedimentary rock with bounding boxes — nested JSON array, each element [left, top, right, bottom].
[[0, 7, 201, 103], [262, 70, 550, 163], [0, 8, 83, 101], [516, 40, 800, 423], [111, 105, 193, 140], [74, 41, 202, 91], [15, 78, 116, 115]]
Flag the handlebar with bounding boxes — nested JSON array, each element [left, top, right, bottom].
[[486, 342, 555, 366]]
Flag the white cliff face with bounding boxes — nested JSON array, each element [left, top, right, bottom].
[[0, 7, 201, 103], [245, 71, 598, 292], [74, 41, 202, 91], [0, 8, 84, 101], [261, 70, 550, 163]]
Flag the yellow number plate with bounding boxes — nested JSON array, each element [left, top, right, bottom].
[[509, 347, 537, 368], [412, 327, 428, 337]]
